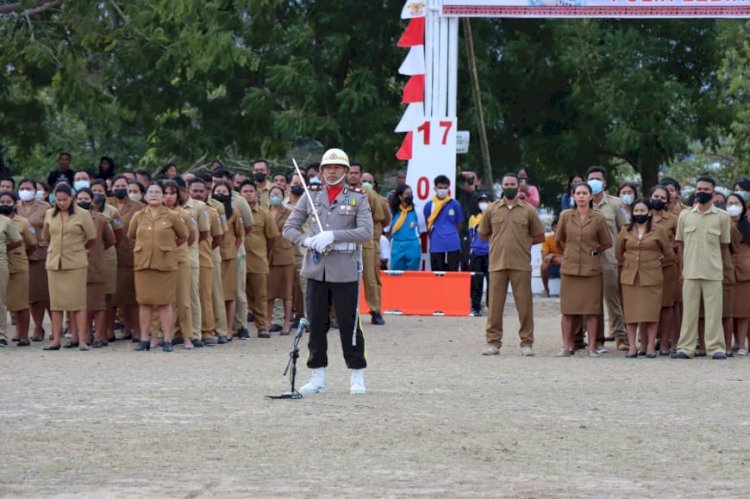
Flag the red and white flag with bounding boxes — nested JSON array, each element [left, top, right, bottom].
[[395, 103, 424, 133], [398, 45, 425, 76], [402, 74, 425, 103], [396, 131, 414, 160], [398, 17, 426, 47]]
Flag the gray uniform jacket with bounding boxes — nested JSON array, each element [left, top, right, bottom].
[[283, 185, 373, 283]]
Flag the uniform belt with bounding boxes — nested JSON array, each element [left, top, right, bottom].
[[330, 242, 357, 252]]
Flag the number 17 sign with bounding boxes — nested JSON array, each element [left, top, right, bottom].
[[405, 117, 457, 214]]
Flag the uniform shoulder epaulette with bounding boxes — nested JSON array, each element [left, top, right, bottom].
[[308, 185, 323, 191]]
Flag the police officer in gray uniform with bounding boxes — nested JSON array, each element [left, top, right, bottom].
[[283, 148, 373, 395]]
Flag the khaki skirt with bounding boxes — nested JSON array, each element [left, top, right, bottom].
[[48, 268, 87, 311], [87, 282, 107, 312], [221, 259, 238, 301], [135, 269, 177, 306], [7, 271, 29, 312], [29, 260, 49, 304], [104, 247, 117, 295], [113, 266, 137, 307], [268, 264, 295, 301], [733, 281, 750, 318], [560, 273, 602, 315], [622, 275, 663, 324]]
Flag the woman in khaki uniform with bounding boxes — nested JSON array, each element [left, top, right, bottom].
[[16, 178, 51, 341], [556, 182, 612, 357], [163, 180, 197, 349], [128, 182, 189, 352], [75, 188, 116, 348], [267, 185, 295, 334], [110, 175, 143, 341], [615, 199, 673, 358], [1, 192, 37, 346], [42, 184, 96, 350], [727, 193, 750, 355], [91, 179, 124, 342], [649, 185, 681, 355], [212, 181, 244, 339]]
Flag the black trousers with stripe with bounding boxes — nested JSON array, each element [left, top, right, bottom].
[[306, 279, 367, 369]]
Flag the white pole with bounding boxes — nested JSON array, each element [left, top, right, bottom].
[[447, 17, 458, 118], [437, 16, 449, 117]]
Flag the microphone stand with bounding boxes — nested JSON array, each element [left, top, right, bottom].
[[265, 318, 308, 400]]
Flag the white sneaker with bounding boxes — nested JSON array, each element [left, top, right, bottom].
[[299, 368, 325, 394], [737, 349, 748, 356], [350, 369, 366, 395], [521, 346, 535, 357], [482, 346, 500, 355], [595, 345, 608, 354]]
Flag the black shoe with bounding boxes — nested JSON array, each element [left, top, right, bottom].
[[134, 341, 150, 351], [726, 351, 734, 358], [270, 324, 283, 333], [258, 330, 271, 339], [247, 313, 255, 322], [163, 341, 174, 352], [63, 341, 79, 349], [172, 338, 184, 345], [193, 338, 205, 348], [238, 328, 250, 340], [92, 340, 105, 348], [291, 318, 300, 329], [624, 353, 637, 358], [371, 313, 385, 326], [712, 352, 727, 360], [17, 340, 31, 347], [217, 335, 229, 344], [671, 351, 690, 359], [42, 344, 60, 351], [0, 339, 7, 347]]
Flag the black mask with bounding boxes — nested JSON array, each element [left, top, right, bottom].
[[404, 195, 414, 205], [213, 193, 229, 203], [650, 199, 665, 211], [113, 188, 128, 199], [78, 201, 92, 211], [291, 185, 305, 197], [93, 193, 106, 205], [254, 172, 267, 183], [0, 205, 13, 216], [695, 192, 712, 205], [633, 214, 649, 224]]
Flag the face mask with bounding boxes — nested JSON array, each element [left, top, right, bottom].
[[48, 194, 56, 204], [270, 195, 283, 206], [650, 199, 666, 211], [93, 193, 106, 205], [113, 188, 128, 199], [503, 188, 518, 199], [128, 193, 142, 203], [715, 203, 726, 211], [404, 195, 414, 205], [587, 179, 604, 195], [309, 177, 321, 185], [0, 205, 13, 216], [435, 188, 449, 199], [18, 190, 35, 202], [254, 172, 267, 183], [695, 191, 712, 205], [213, 193, 229, 203], [738, 191, 750, 201], [620, 194, 634, 205], [632, 214, 649, 224], [478, 202, 489, 211], [74, 180, 90, 191], [35, 191, 46, 201], [568, 197, 575, 207], [324, 174, 346, 186], [727, 204, 743, 217], [362, 181, 373, 190], [78, 201, 91, 211], [291, 185, 304, 197]]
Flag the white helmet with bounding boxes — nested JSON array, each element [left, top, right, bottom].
[[320, 148, 350, 169]]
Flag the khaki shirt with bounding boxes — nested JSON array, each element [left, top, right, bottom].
[[245, 204, 278, 274], [219, 210, 244, 261], [170, 206, 195, 264], [478, 198, 545, 272], [676, 205, 731, 281], [615, 225, 672, 286], [16, 200, 50, 262], [256, 182, 273, 209], [8, 215, 36, 274], [100, 203, 123, 272], [593, 193, 626, 266], [43, 208, 96, 271], [110, 198, 144, 267], [283, 185, 373, 283], [128, 206, 189, 272], [269, 207, 295, 267], [198, 205, 223, 268], [185, 198, 211, 268], [87, 211, 116, 283], [556, 209, 612, 277], [372, 191, 392, 241]]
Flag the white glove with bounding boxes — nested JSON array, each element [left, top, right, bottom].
[[303, 237, 314, 248], [310, 231, 335, 252]]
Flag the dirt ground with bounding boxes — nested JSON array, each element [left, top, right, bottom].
[[1, 297, 750, 497]]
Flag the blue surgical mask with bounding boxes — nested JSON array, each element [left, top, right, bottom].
[[309, 177, 321, 185], [738, 191, 750, 202], [588, 179, 604, 195], [48, 193, 56, 204], [620, 193, 634, 206], [270, 195, 283, 206], [362, 181, 373, 191], [74, 180, 90, 191]]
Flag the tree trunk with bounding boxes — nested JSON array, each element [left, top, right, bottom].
[[638, 157, 660, 197]]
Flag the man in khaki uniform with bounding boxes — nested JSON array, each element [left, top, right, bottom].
[[348, 163, 387, 325], [0, 215, 23, 346], [182, 179, 211, 346], [478, 173, 545, 356], [207, 195, 230, 343], [285, 173, 309, 323], [362, 171, 392, 324], [252, 159, 273, 209], [239, 180, 279, 338], [587, 166, 626, 350], [673, 175, 732, 360]]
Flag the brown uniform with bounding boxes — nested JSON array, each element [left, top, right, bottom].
[[218, 206, 244, 301], [268, 207, 295, 301], [615, 225, 672, 323], [100, 203, 123, 295], [171, 206, 196, 338], [128, 206, 188, 306], [556, 209, 612, 316], [477, 198, 545, 348], [732, 230, 750, 318], [87, 211, 116, 311], [7, 215, 37, 312], [653, 211, 680, 307], [110, 198, 144, 307], [245, 204, 279, 333], [16, 200, 50, 304], [185, 198, 211, 341], [43, 208, 96, 311], [198, 205, 223, 336], [0, 215, 22, 341], [361, 188, 387, 315]]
